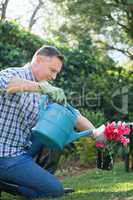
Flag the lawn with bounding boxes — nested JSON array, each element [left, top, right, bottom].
[[2, 162, 133, 200]]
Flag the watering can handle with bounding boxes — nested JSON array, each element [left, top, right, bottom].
[[67, 104, 78, 117], [39, 95, 49, 111], [39, 95, 70, 110]]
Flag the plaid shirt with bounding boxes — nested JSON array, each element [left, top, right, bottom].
[[0, 63, 41, 157]]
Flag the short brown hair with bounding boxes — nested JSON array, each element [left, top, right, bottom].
[[36, 46, 64, 64]]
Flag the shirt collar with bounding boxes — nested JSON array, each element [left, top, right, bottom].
[[23, 63, 36, 81]]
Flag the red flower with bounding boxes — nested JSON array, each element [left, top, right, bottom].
[[104, 121, 130, 146], [104, 122, 116, 141]]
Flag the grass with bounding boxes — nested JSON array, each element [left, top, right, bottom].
[[2, 162, 133, 200]]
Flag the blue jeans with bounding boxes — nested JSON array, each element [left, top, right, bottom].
[[0, 137, 64, 199]]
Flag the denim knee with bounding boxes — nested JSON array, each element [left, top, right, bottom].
[[19, 185, 64, 199], [19, 182, 64, 199], [40, 183, 64, 198], [50, 184, 64, 197]]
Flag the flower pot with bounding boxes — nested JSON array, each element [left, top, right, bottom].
[[96, 149, 114, 170]]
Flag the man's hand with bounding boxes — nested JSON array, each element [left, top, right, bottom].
[[39, 81, 67, 105], [93, 124, 106, 141]]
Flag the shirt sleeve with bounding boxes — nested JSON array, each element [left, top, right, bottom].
[[0, 69, 18, 90], [74, 108, 81, 115]]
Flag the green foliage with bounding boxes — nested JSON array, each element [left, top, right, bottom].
[[57, 0, 133, 42], [0, 20, 44, 69], [52, 0, 133, 61], [54, 38, 132, 123], [75, 137, 96, 165]]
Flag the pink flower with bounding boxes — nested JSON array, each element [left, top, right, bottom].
[[120, 136, 129, 147], [96, 141, 105, 148], [117, 121, 130, 135], [104, 121, 116, 141], [104, 121, 130, 146]]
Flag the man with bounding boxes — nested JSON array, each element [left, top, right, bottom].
[[0, 46, 105, 199]]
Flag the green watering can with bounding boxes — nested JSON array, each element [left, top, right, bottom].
[[32, 95, 93, 150]]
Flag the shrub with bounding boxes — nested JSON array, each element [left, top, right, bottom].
[[0, 20, 44, 69]]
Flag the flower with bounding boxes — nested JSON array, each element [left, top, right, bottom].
[[104, 121, 130, 147], [96, 121, 130, 170], [96, 141, 105, 148]]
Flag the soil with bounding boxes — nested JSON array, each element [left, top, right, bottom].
[[56, 159, 96, 179]]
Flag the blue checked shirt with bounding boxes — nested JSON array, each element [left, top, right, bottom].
[[0, 63, 42, 157]]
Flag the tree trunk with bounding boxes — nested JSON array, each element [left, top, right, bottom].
[[28, 0, 44, 31], [0, 0, 10, 21]]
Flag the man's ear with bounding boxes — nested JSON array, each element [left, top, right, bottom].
[[35, 55, 42, 64]]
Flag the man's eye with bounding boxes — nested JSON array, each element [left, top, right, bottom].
[[52, 70, 56, 73]]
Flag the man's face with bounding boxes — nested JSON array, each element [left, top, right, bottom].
[[34, 55, 62, 81]]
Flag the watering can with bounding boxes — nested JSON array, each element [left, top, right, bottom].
[[32, 95, 93, 150]]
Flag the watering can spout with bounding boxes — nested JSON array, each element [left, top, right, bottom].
[[65, 129, 93, 145]]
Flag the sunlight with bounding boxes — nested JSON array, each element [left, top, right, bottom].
[[111, 182, 133, 192], [6, 0, 65, 38], [76, 189, 90, 193]]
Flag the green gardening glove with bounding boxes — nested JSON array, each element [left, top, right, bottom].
[[38, 81, 67, 105]]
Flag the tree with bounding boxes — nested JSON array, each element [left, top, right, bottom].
[[0, 0, 58, 34], [28, 0, 44, 31], [51, 0, 133, 62], [0, 0, 10, 21]]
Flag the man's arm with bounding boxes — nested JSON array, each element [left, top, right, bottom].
[[7, 77, 67, 105], [76, 113, 95, 130], [7, 77, 40, 93], [76, 113, 106, 141]]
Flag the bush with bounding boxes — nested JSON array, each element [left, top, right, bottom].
[[75, 137, 96, 165], [0, 20, 44, 69]]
